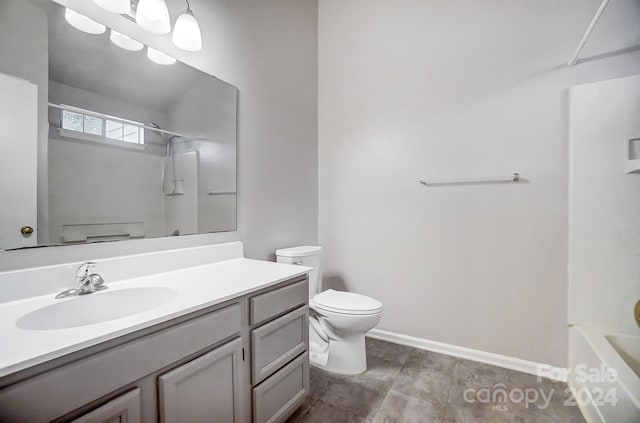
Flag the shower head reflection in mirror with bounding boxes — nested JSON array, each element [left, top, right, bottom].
[[162, 132, 185, 197]]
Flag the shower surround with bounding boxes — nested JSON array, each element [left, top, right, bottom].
[[568, 75, 640, 422]]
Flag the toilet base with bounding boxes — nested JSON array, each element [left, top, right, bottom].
[[309, 334, 368, 375], [309, 342, 329, 367]]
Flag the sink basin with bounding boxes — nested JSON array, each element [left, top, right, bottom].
[[17, 287, 178, 330]]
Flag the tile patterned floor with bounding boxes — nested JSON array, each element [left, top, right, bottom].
[[287, 338, 586, 423]]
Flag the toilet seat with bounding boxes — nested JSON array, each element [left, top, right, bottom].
[[313, 289, 383, 315]]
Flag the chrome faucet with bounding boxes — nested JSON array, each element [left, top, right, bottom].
[[56, 261, 107, 299], [76, 262, 106, 295]]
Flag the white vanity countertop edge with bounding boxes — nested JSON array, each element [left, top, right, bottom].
[[0, 258, 310, 379]]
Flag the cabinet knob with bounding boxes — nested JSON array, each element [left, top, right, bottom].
[[21, 226, 34, 236]]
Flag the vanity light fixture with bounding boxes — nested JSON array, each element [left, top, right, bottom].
[[88, 0, 204, 50], [172, 0, 203, 52], [64, 8, 106, 35], [110, 30, 144, 51], [91, 0, 131, 15], [136, 0, 171, 35], [147, 46, 176, 65]]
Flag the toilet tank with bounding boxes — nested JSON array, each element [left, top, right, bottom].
[[276, 246, 322, 296]]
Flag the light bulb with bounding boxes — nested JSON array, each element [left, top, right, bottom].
[[147, 47, 176, 65], [172, 8, 202, 52], [64, 8, 106, 35], [136, 0, 171, 35], [91, 0, 130, 14], [110, 30, 144, 51]]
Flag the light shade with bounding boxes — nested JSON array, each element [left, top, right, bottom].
[[147, 47, 176, 65], [136, 0, 171, 35], [110, 30, 144, 51], [64, 8, 106, 35], [91, 0, 130, 14], [172, 9, 202, 52]]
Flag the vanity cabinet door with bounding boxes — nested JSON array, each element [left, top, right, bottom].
[[72, 389, 141, 423], [158, 338, 243, 423]]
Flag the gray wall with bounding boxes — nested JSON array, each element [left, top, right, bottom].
[[318, 0, 640, 366], [0, 0, 318, 269]]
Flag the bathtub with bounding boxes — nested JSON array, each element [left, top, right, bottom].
[[569, 326, 640, 423]]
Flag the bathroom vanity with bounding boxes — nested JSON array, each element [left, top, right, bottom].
[[0, 243, 310, 423]]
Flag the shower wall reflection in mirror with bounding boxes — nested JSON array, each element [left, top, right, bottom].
[[0, 0, 237, 250]]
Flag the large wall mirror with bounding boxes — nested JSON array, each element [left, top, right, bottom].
[[0, 0, 237, 250]]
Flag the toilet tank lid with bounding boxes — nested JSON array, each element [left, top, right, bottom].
[[275, 246, 322, 257]]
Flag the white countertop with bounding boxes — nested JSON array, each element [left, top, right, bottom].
[[0, 257, 310, 378]]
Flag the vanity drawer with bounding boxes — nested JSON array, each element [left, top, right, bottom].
[[251, 306, 308, 385], [249, 278, 308, 326], [252, 352, 309, 423]]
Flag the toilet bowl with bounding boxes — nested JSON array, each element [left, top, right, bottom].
[[310, 289, 383, 374], [276, 246, 383, 375]]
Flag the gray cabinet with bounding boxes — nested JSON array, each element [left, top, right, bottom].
[[0, 276, 309, 423], [0, 301, 244, 423], [251, 306, 308, 385], [249, 279, 309, 423], [252, 353, 309, 423], [73, 389, 141, 423], [249, 279, 307, 326], [159, 338, 243, 423]]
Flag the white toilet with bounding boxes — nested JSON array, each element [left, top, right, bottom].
[[276, 246, 383, 375]]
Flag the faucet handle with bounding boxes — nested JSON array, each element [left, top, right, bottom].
[[76, 261, 97, 279]]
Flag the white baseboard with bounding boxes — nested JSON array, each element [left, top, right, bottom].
[[367, 329, 568, 382]]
